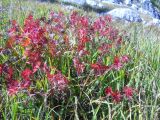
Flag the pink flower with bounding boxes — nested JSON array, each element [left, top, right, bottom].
[[80, 16, 89, 27], [108, 28, 119, 41], [112, 55, 129, 70], [112, 56, 123, 70], [7, 80, 20, 96], [8, 86, 19, 96], [21, 68, 32, 80], [91, 63, 110, 75], [98, 43, 112, 55], [104, 15, 112, 22], [93, 17, 106, 32], [33, 61, 41, 73], [116, 36, 122, 44], [70, 11, 79, 25], [0, 64, 2, 74], [123, 86, 133, 100], [121, 55, 129, 63], [105, 87, 112, 96], [47, 72, 68, 91], [28, 51, 41, 63], [5, 66, 13, 79], [78, 28, 90, 44]]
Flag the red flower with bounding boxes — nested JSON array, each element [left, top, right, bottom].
[[80, 36, 90, 44], [112, 56, 123, 70], [105, 87, 112, 96], [108, 28, 119, 41], [93, 17, 106, 32], [0, 64, 2, 74], [121, 55, 129, 63], [7, 80, 20, 96], [117, 36, 122, 44], [91, 63, 101, 69], [80, 16, 89, 27], [33, 61, 41, 73], [77, 44, 85, 52], [78, 28, 90, 44], [11, 20, 18, 26], [47, 72, 68, 91], [123, 86, 133, 100], [5, 66, 13, 79], [70, 11, 79, 25], [28, 51, 41, 63], [104, 15, 112, 22], [91, 63, 110, 75], [98, 43, 112, 55], [21, 68, 32, 80], [111, 90, 121, 103], [8, 86, 19, 96]]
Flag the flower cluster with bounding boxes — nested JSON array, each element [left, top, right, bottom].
[[105, 86, 135, 103], [0, 11, 134, 100]]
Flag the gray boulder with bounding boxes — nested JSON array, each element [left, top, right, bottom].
[[86, 0, 122, 8], [60, 0, 160, 22], [142, 0, 150, 2], [102, 0, 122, 4], [131, 4, 139, 10], [124, 0, 132, 5], [106, 8, 142, 22], [142, 0, 160, 19], [146, 18, 160, 26], [61, 0, 86, 5], [86, 0, 104, 8]]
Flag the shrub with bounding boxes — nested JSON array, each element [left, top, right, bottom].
[[0, 11, 146, 119]]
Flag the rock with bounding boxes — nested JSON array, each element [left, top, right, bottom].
[[61, 0, 86, 5], [131, 4, 139, 10], [146, 18, 160, 26], [142, 1, 160, 19], [142, 0, 150, 2], [86, 0, 122, 8], [124, 0, 132, 5], [106, 8, 142, 22], [143, 20, 147, 25], [152, 18, 160, 25], [59, 0, 160, 23], [63, 5, 77, 11], [102, 0, 122, 4], [86, 0, 104, 8], [86, 0, 122, 10], [86, 0, 97, 6]]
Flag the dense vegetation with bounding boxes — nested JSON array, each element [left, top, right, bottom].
[[0, 0, 160, 120]]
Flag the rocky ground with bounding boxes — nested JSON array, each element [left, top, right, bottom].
[[57, 0, 160, 26]]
